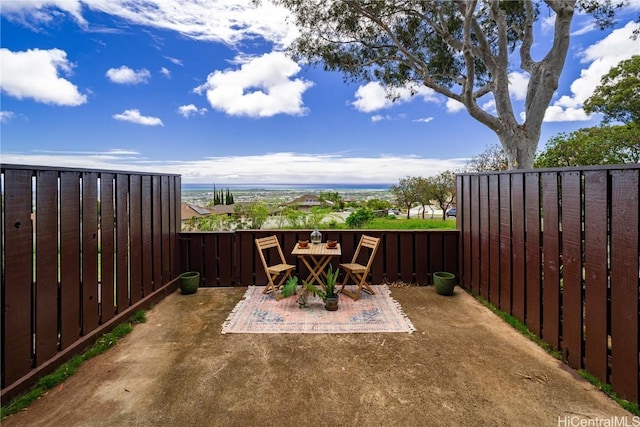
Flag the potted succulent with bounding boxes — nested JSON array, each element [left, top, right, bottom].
[[304, 265, 340, 311], [281, 266, 340, 311]]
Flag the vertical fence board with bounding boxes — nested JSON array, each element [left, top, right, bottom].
[[561, 171, 584, 368], [489, 175, 500, 304], [115, 174, 130, 312], [541, 172, 561, 349], [161, 176, 170, 284], [461, 175, 472, 288], [479, 175, 490, 299], [170, 177, 179, 279], [152, 176, 162, 290], [129, 175, 142, 305], [400, 233, 414, 283], [141, 176, 153, 297], [3, 169, 34, 385], [35, 171, 59, 363], [443, 232, 458, 276], [428, 233, 444, 283], [81, 172, 99, 334], [470, 175, 481, 294], [202, 233, 217, 287], [499, 174, 512, 313], [610, 169, 639, 402], [415, 232, 429, 284], [100, 174, 115, 323], [583, 170, 608, 384], [385, 233, 400, 282], [524, 173, 542, 336], [59, 172, 80, 348], [511, 174, 526, 322]]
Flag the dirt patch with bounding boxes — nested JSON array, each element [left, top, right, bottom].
[[3, 286, 632, 427]]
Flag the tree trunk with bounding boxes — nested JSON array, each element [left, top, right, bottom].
[[499, 130, 539, 169]]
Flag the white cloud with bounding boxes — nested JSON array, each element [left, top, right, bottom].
[[352, 82, 437, 113], [1, 0, 86, 27], [509, 71, 529, 101], [165, 56, 183, 66], [178, 104, 207, 118], [160, 67, 171, 78], [4, 0, 298, 49], [412, 117, 434, 123], [1, 111, 15, 123], [545, 21, 640, 122], [371, 114, 391, 122], [112, 109, 163, 126], [0, 48, 87, 106], [106, 65, 150, 84], [446, 98, 465, 113], [193, 52, 313, 118], [0, 150, 467, 184]]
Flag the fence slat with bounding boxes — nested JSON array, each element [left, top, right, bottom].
[[479, 175, 490, 299], [100, 173, 115, 323], [499, 174, 512, 313], [470, 175, 481, 294], [152, 176, 162, 290], [142, 176, 153, 297], [81, 172, 99, 334], [461, 175, 472, 288], [541, 172, 561, 349], [511, 173, 525, 322], [115, 174, 130, 312], [561, 171, 583, 368], [610, 169, 639, 402], [524, 173, 541, 336], [59, 172, 80, 348], [489, 175, 500, 304], [583, 170, 608, 384], [129, 175, 142, 304], [3, 169, 34, 386], [35, 171, 59, 363]]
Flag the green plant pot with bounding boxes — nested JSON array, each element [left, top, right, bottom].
[[179, 271, 200, 295], [324, 294, 339, 311], [433, 272, 456, 296]]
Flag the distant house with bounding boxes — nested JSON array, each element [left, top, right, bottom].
[[181, 203, 236, 222], [181, 203, 213, 222], [283, 193, 332, 212]]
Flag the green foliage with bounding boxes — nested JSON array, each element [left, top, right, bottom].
[[466, 143, 509, 172], [390, 176, 420, 219], [275, 0, 624, 169], [535, 123, 640, 167], [1, 311, 147, 419], [345, 207, 375, 228], [234, 202, 270, 229], [366, 198, 391, 211], [584, 55, 640, 124], [303, 207, 331, 228], [428, 171, 457, 220], [301, 265, 340, 301], [578, 370, 640, 416], [210, 185, 235, 206], [318, 191, 345, 210], [281, 275, 299, 298]]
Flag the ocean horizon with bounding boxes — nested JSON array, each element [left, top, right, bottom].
[[182, 183, 392, 192]]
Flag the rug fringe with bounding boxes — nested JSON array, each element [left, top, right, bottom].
[[221, 286, 254, 334], [381, 284, 417, 333]]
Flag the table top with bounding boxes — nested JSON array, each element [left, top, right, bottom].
[[291, 242, 341, 256]]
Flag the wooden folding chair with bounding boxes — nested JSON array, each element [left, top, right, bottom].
[[339, 235, 380, 301], [255, 235, 296, 301]]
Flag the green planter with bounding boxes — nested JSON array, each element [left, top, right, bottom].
[[179, 271, 200, 295], [433, 272, 456, 296]]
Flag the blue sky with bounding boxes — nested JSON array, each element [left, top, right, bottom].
[[1, 1, 639, 184]]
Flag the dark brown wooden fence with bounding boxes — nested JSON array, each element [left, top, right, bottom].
[[457, 164, 640, 404], [179, 230, 459, 287], [1, 164, 181, 401]]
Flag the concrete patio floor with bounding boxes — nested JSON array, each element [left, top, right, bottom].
[[2, 286, 633, 427]]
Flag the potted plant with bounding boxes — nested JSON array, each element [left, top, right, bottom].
[[433, 271, 456, 296], [303, 265, 340, 311], [281, 275, 310, 307]]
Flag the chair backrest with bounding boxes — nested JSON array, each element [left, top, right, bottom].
[[351, 235, 380, 268], [255, 235, 287, 268]]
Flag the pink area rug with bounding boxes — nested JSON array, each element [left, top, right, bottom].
[[221, 285, 415, 334]]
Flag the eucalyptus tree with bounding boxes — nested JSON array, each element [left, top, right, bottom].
[[390, 176, 420, 219], [276, 0, 625, 168]]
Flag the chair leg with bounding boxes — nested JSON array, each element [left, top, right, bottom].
[[340, 270, 375, 301]]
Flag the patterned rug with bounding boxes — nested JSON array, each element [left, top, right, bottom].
[[221, 285, 415, 334]]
